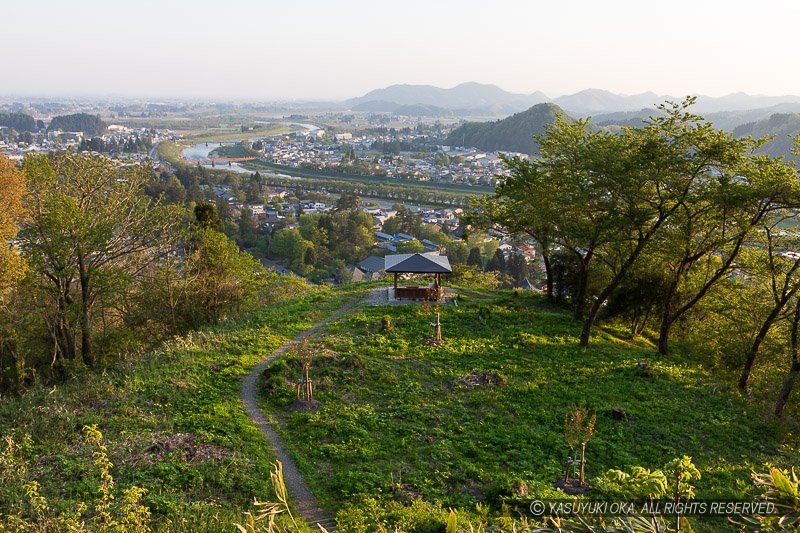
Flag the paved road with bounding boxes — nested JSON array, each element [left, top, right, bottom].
[[240, 291, 375, 530], [148, 141, 160, 161]]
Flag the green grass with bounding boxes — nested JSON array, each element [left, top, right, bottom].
[[259, 290, 800, 518], [0, 284, 369, 530]]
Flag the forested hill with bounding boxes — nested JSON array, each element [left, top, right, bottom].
[[0, 112, 39, 132], [445, 103, 567, 155], [47, 113, 107, 135], [733, 113, 800, 160]]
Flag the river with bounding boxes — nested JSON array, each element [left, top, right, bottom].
[[180, 122, 320, 174]]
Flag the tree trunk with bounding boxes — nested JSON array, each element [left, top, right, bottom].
[[740, 297, 791, 391], [659, 236, 747, 355], [78, 255, 94, 368], [573, 258, 590, 320], [776, 298, 800, 417], [656, 274, 681, 355], [775, 361, 800, 417], [579, 301, 600, 346], [579, 442, 586, 484], [543, 253, 554, 302], [55, 285, 77, 362]]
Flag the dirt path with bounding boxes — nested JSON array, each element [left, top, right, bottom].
[[240, 292, 372, 530]]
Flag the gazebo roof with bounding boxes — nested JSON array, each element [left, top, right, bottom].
[[385, 253, 452, 274]]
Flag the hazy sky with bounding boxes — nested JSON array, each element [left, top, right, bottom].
[[4, 0, 800, 100]]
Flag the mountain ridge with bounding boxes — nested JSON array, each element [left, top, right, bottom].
[[348, 83, 800, 117]]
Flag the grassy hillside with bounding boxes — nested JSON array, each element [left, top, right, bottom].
[[0, 284, 369, 530], [259, 290, 800, 527], [3, 283, 800, 530], [445, 103, 567, 155]]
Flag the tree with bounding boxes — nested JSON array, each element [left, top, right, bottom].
[[486, 249, 506, 272], [270, 228, 314, 274], [506, 253, 530, 286], [739, 220, 800, 390], [194, 202, 222, 231], [485, 99, 799, 346], [180, 228, 273, 326], [468, 157, 557, 301], [396, 240, 425, 254], [0, 154, 27, 391], [776, 297, 800, 416], [238, 207, 259, 249], [466, 247, 483, 268], [652, 138, 799, 355], [335, 193, 361, 211], [383, 205, 423, 236], [20, 153, 180, 367], [444, 240, 470, 265]]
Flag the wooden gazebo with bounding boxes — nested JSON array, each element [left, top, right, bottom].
[[385, 253, 452, 301]]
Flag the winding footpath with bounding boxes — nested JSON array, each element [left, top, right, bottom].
[[240, 291, 376, 530]]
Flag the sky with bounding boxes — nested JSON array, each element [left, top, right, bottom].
[[4, 0, 800, 101]]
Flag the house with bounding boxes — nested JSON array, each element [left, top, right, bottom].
[[377, 241, 397, 252], [421, 239, 440, 252], [358, 255, 386, 275], [375, 231, 393, 242], [349, 266, 383, 283]]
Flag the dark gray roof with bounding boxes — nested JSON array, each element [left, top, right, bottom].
[[385, 253, 452, 273], [358, 255, 386, 273]]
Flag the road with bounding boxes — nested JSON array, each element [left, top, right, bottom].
[[148, 141, 160, 162]]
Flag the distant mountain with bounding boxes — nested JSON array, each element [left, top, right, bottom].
[[552, 89, 800, 116], [694, 93, 800, 113], [592, 108, 663, 128], [0, 112, 38, 132], [48, 113, 106, 135], [444, 103, 567, 155], [733, 113, 800, 160], [347, 82, 548, 116], [554, 90, 667, 116], [705, 103, 800, 132]]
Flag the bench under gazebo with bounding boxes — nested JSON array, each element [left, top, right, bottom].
[[385, 253, 452, 301]]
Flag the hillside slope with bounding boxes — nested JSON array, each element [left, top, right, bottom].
[[0, 284, 367, 530], [260, 289, 800, 528], [733, 112, 800, 159], [445, 103, 567, 154]]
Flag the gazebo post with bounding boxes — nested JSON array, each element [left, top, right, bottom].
[[393, 272, 398, 299]]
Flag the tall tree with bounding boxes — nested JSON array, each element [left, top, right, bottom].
[[467, 247, 483, 268], [20, 153, 180, 367], [653, 142, 799, 354], [739, 219, 800, 390], [0, 154, 28, 391]]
